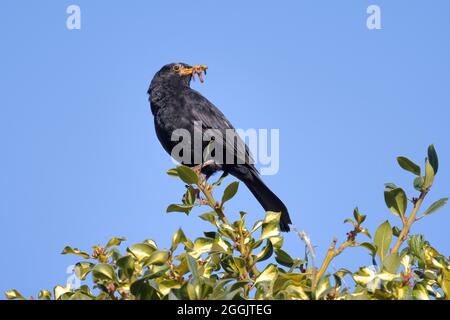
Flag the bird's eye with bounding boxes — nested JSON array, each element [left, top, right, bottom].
[[172, 64, 182, 72]]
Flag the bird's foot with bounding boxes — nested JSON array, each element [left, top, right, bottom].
[[192, 160, 216, 190], [192, 160, 216, 177]]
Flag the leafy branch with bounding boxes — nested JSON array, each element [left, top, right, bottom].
[[5, 145, 449, 300]]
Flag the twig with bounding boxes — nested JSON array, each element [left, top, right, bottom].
[[196, 176, 259, 290], [313, 238, 356, 290], [391, 190, 428, 255], [197, 181, 230, 225]]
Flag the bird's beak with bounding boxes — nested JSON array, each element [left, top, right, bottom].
[[180, 65, 208, 83]]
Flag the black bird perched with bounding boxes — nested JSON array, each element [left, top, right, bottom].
[[148, 63, 292, 232]]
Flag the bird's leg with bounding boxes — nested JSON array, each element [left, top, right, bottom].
[[192, 160, 216, 191], [192, 160, 215, 178]]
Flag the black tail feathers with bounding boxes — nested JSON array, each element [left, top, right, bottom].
[[231, 167, 292, 232]]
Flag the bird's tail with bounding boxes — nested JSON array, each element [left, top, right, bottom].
[[230, 167, 292, 232]]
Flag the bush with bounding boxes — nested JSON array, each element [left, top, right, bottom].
[[5, 145, 449, 300]]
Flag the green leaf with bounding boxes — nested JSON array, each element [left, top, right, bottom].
[[38, 290, 52, 300], [441, 268, 450, 299], [374, 221, 393, 262], [315, 276, 332, 300], [269, 236, 284, 249], [116, 255, 135, 279], [74, 262, 95, 280], [424, 159, 435, 189], [255, 264, 277, 284], [171, 228, 188, 252], [423, 269, 437, 281], [412, 283, 430, 300], [392, 226, 401, 237], [186, 282, 199, 300], [158, 280, 182, 296], [212, 172, 228, 187], [166, 168, 179, 177], [92, 264, 116, 283], [127, 243, 156, 261], [211, 235, 233, 255], [166, 204, 195, 215], [236, 211, 247, 229], [359, 242, 377, 256], [353, 207, 366, 225], [233, 257, 247, 278], [223, 288, 244, 300], [407, 235, 425, 262], [198, 212, 217, 225], [190, 237, 214, 258], [146, 264, 170, 280], [204, 231, 217, 239], [143, 250, 169, 266], [428, 144, 439, 174], [251, 239, 263, 250], [261, 212, 281, 240], [105, 237, 126, 250], [186, 254, 199, 279], [397, 157, 421, 176], [229, 280, 250, 292], [343, 218, 356, 226], [130, 279, 158, 300], [53, 285, 71, 300], [383, 253, 401, 273], [360, 228, 371, 238], [220, 256, 239, 275], [413, 176, 425, 191], [221, 181, 239, 205], [352, 268, 375, 286], [254, 241, 273, 263], [183, 186, 199, 206], [384, 183, 398, 191], [275, 249, 294, 267], [61, 246, 91, 259], [69, 292, 93, 300], [5, 289, 25, 300], [418, 198, 448, 219], [143, 239, 158, 250], [251, 220, 264, 233], [384, 188, 407, 218], [175, 166, 199, 185]]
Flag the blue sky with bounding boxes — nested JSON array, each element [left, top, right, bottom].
[[1, 0, 449, 297]]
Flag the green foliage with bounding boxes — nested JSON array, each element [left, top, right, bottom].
[[374, 221, 392, 263], [5, 145, 449, 300], [384, 188, 407, 218], [397, 157, 421, 176]]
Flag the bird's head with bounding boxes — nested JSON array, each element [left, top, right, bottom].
[[152, 63, 208, 88]]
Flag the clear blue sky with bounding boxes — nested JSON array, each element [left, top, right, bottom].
[[1, 0, 449, 297]]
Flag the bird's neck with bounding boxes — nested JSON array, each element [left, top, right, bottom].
[[154, 75, 191, 89], [149, 81, 192, 115]]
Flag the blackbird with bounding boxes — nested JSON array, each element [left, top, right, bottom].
[[148, 63, 292, 232]]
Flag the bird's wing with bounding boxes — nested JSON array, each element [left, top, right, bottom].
[[185, 89, 256, 167]]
